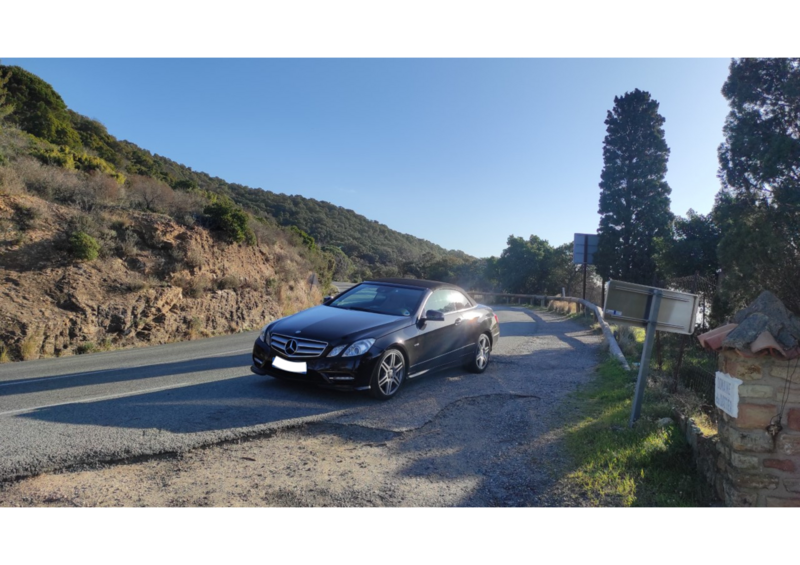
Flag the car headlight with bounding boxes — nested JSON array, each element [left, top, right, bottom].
[[328, 344, 346, 357], [259, 324, 271, 343], [341, 339, 375, 357]]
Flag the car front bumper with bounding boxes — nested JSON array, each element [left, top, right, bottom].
[[250, 337, 379, 390]]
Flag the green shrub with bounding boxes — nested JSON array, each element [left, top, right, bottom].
[[38, 148, 126, 187], [290, 225, 316, 250], [30, 146, 76, 169], [2, 65, 83, 149], [204, 197, 255, 245], [69, 231, 100, 261], [76, 342, 95, 355], [173, 179, 198, 191]]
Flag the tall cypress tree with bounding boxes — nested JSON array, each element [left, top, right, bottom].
[[595, 89, 673, 285]]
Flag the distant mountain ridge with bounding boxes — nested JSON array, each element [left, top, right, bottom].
[[0, 64, 471, 278]]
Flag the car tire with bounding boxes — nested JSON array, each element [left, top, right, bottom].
[[369, 348, 406, 400], [465, 333, 491, 373]]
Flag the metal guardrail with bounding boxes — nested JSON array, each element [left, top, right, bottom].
[[470, 291, 631, 371]]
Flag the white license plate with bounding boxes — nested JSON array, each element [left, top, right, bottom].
[[272, 356, 307, 374]]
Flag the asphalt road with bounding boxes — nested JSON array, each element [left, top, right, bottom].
[[0, 306, 602, 482], [331, 281, 357, 293]]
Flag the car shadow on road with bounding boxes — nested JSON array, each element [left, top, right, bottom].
[[17, 372, 373, 433], [0, 353, 254, 395]]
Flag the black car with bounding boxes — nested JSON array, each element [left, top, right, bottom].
[[251, 278, 500, 399]]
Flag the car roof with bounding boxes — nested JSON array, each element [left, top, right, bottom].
[[365, 278, 463, 291]]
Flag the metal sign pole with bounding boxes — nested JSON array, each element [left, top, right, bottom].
[[582, 263, 588, 300], [582, 234, 588, 300], [601, 280, 605, 309], [629, 289, 663, 427]]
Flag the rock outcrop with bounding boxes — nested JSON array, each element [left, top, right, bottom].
[[0, 193, 322, 360]]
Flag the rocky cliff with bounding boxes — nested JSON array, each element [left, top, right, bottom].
[[0, 192, 322, 361]]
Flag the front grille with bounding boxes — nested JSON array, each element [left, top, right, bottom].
[[271, 334, 328, 358]]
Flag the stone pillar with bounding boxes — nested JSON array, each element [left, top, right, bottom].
[[716, 350, 800, 506]]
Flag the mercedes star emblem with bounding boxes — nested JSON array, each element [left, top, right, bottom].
[[285, 339, 298, 355]]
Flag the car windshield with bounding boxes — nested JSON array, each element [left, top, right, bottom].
[[329, 284, 426, 317]]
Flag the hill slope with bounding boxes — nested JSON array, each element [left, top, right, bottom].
[[0, 64, 471, 279]]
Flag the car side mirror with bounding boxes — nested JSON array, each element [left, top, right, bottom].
[[322, 296, 333, 305], [422, 310, 445, 322]]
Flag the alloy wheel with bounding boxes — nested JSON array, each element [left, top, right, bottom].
[[378, 350, 405, 396], [476, 334, 491, 370]]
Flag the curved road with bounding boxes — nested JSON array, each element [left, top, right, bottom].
[[0, 306, 602, 481]]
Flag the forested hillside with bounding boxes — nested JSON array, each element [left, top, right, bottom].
[[0, 64, 469, 281]]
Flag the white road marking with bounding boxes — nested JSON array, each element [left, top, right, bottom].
[[0, 348, 252, 389], [0, 382, 194, 417]]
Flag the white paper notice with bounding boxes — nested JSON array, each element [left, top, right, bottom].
[[715, 371, 742, 418]]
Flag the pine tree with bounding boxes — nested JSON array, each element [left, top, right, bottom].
[[715, 58, 800, 315], [595, 89, 673, 285]]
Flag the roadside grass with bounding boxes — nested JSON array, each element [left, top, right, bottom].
[[560, 357, 716, 507], [20, 333, 41, 361], [187, 316, 203, 340], [75, 342, 96, 355]]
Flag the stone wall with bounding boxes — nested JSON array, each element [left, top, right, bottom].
[[715, 350, 800, 506], [674, 410, 723, 501]]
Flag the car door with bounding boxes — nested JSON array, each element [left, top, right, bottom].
[[411, 289, 461, 373], [446, 289, 479, 360]]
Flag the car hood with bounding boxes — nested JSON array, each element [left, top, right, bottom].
[[271, 305, 412, 343]]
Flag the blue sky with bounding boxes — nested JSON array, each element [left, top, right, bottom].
[[5, 58, 732, 258]]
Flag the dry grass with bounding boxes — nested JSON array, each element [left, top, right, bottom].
[[14, 157, 83, 201], [20, 332, 41, 361], [278, 281, 323, 316], [0, 165, 26, 195], [184, 245, 204, 269], [187, 316, 203, 340], [613, 324, 645, 358], [665, 377, 718, 437], [0, 343, 11, 363], [118, 229, 139, 259], [12, 203, 41, 232], [216, 274, 240, 291], [174, 274, 211, 298], [123, 273, 161, 292], [549, 300, 580, 315], [169, 246, 185, 263]]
